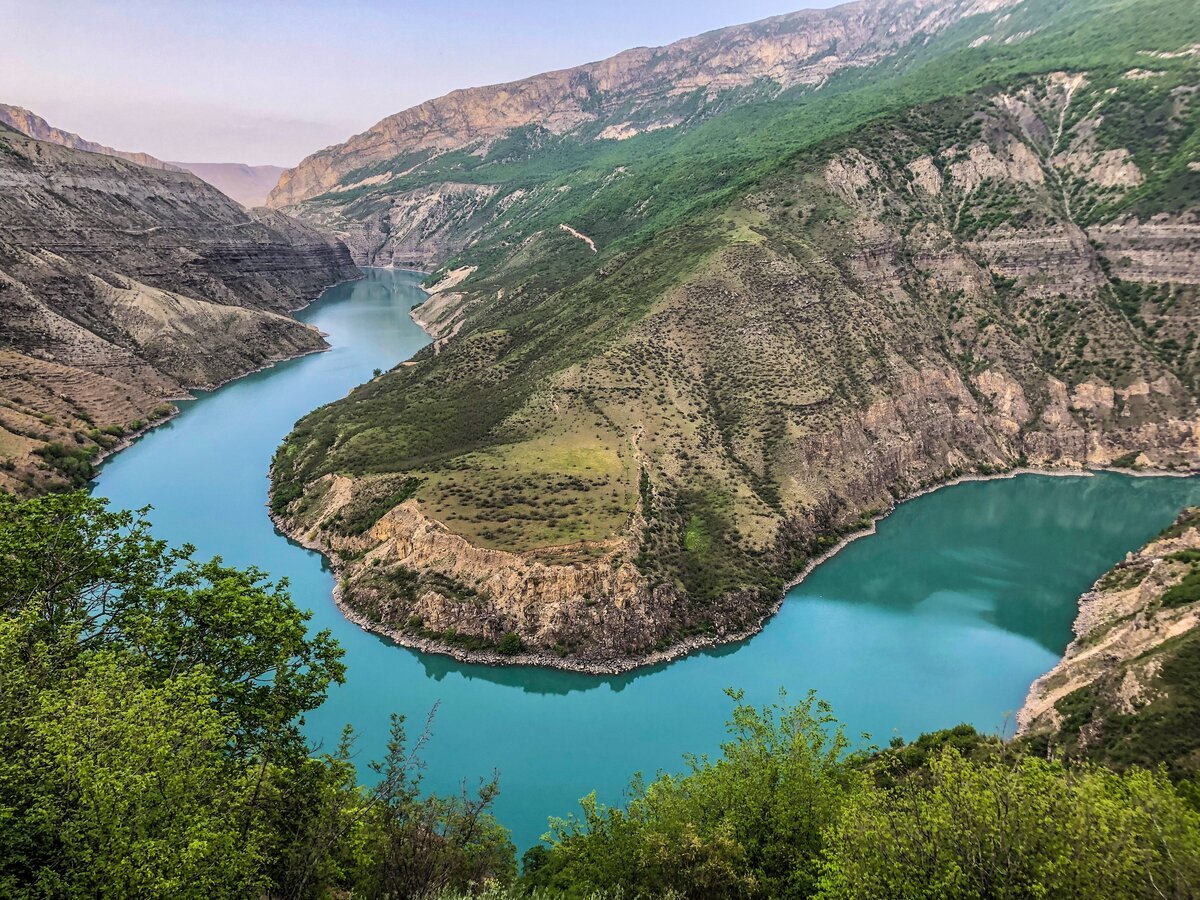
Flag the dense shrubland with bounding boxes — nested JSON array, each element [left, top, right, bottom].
[[3, 492, 1200, 897]]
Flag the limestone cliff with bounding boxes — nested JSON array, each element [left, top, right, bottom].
[[0, 124, 359, 494], [1018, 508, 1200, 777]]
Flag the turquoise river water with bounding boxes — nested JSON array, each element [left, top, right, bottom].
[[95, 268, 1200, 850]]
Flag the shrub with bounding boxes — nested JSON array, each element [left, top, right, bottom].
[[497, 632, 523, 655]]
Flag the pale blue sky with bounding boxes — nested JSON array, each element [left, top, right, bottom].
[[2, 0, 841, 166]]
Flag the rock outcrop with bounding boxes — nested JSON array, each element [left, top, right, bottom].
[[0, 123, 358, 494], [294, 182, 501, 268], [1018, 508, 1200, 776]]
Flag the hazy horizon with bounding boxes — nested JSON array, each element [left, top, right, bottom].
[[2, 0, 842, 167]]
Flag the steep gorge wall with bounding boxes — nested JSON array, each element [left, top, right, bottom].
[[271, 66, 1200, 670], [0, 125, 359, 494]]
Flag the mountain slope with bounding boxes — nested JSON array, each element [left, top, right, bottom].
[[266, 0, 1020, 223], [270, 0, 1200, 670], [0, 124, 358, 494], [0, 104, 181, 172], [172, 162, 287, 207]]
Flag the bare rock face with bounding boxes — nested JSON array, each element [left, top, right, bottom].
[[297, 182, 502, 267], [267, 0, 1022, 209], [0, 123, 359, 494]]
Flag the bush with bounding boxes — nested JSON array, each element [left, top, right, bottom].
[[524, 689, 861, 899], [497, 632, 523, 655], [819, 753, 1200, 898], [32, 442, 97, 488]]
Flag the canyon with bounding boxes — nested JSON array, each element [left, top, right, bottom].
[[0, 121, 357, 494]]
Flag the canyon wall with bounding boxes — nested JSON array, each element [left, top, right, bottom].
[[0, 123, 359, 494]]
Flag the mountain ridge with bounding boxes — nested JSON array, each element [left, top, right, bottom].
[[266, 0, 1020, 211], [0, 103, 182, 172], [0, 104, 290, 207]]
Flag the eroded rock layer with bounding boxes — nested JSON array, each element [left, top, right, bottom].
[[0, 124, 358, 493]]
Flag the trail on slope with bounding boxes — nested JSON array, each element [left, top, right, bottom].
[[560, 223, 597, 253]]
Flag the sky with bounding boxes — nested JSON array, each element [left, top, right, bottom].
[[1, 0, 843, 167]]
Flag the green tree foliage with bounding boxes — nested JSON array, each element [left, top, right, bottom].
[[357, 712, 516, 896], [524, 690, 864, 899], [0, 492, 513, 898], [819, 752, 1200, 899], [518, 694, 1200, 900]]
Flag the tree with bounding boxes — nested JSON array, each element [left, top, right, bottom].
[[497, 632, 523, 655], [0, 492, 345, 758], [355, 711, 516, 898], [0, 492, 516, 898]]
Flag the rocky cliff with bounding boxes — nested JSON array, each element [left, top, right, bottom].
[[1018, 507, 1200, 777], [0, 123, 359, 494], [271, 0, 1200, 670]]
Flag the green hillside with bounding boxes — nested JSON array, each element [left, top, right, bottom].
[[272, 0, 1200, 666]]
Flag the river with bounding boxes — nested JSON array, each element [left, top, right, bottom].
[[95, 268, 1200, 850]]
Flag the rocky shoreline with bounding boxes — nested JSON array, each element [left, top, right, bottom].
[[256, 278, 1200, 679], [1015, 506, 1200, 743], [271, 462, 1196, 677]]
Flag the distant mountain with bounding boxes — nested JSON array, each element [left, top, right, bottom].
[[0, 103, 182, 172], [171, 162, 287, 208]]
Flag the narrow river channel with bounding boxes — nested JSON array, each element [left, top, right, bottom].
[[95, 268, 1200, 850]]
